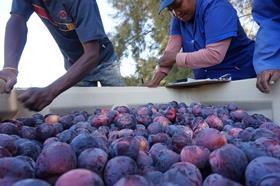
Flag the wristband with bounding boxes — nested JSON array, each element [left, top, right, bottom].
[[3, 67, 18, 74], [159, 70, 168, 76]]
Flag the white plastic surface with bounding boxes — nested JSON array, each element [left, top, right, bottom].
[[1, 78, 280, 124]]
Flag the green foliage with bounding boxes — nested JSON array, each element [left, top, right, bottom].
[[109, 0, 256, 86], [229, 0, 257, 39], [124, 57, 158, 86]]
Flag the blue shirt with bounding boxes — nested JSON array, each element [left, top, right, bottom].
[[252, 0, 280, 74], [11, 0, 115, 71], [170, 0, 256, 80]]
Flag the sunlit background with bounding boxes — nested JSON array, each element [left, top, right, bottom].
[[0, 0, 136, 88]]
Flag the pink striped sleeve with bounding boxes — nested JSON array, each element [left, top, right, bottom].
[[176, 39, 232, 69], [158, 35, 182, 74]]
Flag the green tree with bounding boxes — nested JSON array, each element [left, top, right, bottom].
[[109, 0, 190, 86], [229, 0, 257, 39]]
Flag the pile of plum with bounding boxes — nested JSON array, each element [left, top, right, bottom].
[[0, 101, 280, 186]]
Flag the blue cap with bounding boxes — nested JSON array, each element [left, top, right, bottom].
[[159, 0, 175, 15]]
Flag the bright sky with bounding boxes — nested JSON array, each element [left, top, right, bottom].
[[0, 0, 136, 88]]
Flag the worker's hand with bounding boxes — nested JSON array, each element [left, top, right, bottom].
[[0, 68, 18, 93], [145, 71, 167, 87], [18, 87, 55, 111], [145, 78, 160, 88], [159, 51, 177, 67], [256, 70, 280, 93]]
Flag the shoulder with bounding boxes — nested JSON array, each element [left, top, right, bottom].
[[12, 0, 33, 5], [63, 0, 97, 6], [63, 0, 98, 11], [197, 0, 236, 17], [199, 0, 233, 11]]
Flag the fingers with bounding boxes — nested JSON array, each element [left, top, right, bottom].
[[18, 89, 38, 110], [18, 89, 32, 103], [147, 84, 158, 88], [256, 76, 264, 93], [269, 71, 280, 85], [257, 72, 270, 93], [18, 94, 42, 111], [145, 81, 159, 88], [0, 70, 18, 93], [257, 70, 280, 93], [22, 95, 38, 110], [17, 88, 52, 111], [34, 97, 53, 111], [5, 78, 17, 93], [35, 104, 46, 112]]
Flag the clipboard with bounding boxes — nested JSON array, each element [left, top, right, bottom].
[[166, 74, 232, 88]]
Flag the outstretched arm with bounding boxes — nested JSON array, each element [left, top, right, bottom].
[[0, 14, 28, 93], [252, 0, 280, 93], [18, 40, 101, 111], [146, 35, 182, 87]]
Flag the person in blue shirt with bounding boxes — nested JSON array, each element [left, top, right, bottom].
[[0, 0, 124, 111], [147, 0, 256, 87], [252, 0, 280, 93]]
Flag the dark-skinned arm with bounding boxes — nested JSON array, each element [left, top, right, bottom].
[[18, 40, 101, 111], [48, 41, 101, 97], [0, 14, 28, 93]]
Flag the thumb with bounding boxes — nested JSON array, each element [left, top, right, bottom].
[[269, 72, 280, 85], [145, 80, 158, 88], [4, 78, 17, 93]]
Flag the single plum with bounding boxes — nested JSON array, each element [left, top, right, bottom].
[[20, 126, 37, 140], [44, 114, 60, 125], [114, 175, 151, 186], [180, 145, 210, 169], [0, 122, 19, 135], [245, 156, 280, 186], [203, 174, 242, 186], [13, 179, 51, 186], [58, 114, 74, 129], [147, 122, 166, 135], [172, 133, 193, 153], [144, 171, 164, 186], [16, 139, 42, 160], [57, 129, 77, 143], [36, 123, 56, 141], [257, 173, 280, 186], [55, 169, 104, 186], [78, 148, 108, 176], [35, 142, 77, 179], [0, 134, 17, 155], [153, 116, 171, 127], [205, 115, 224, 130], [153, 149, 180, 172], [163, 162, 203, 186], [104, 156, 138, 186], [70, 133, 100, 155], [209, 144, 248, 181], [137, 151, 154, 174], [148, 133, 172, 147], [193, 128, 227, 151], [115, 113, 137, 129], [0, 156, 35, 180], [230, 110, 248, 122]]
